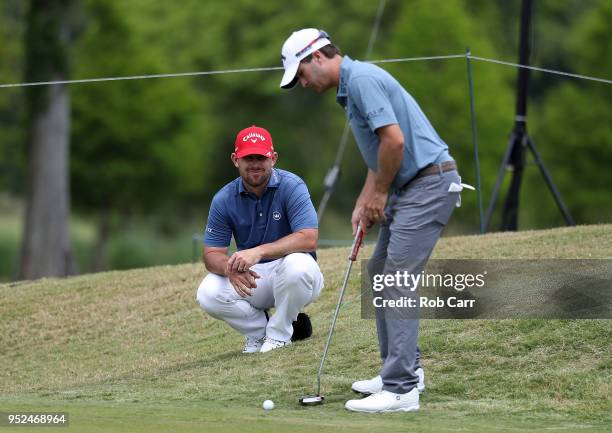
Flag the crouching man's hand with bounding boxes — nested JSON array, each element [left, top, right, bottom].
[[228, 269, 260, 297], [227, 247, 263, 273]]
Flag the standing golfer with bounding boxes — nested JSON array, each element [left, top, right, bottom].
[[280, 29, 460, 412], [196, 125, 324, 353]]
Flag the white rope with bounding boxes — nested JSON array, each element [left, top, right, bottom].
[[369, 54, 466, 64], [469, 55, 612, 85], [1, 53, 611, 88], [0, 66, 283, 88]]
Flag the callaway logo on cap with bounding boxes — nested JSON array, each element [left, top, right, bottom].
[[234, 125, 274, 158], [280, 28, 331, 89]]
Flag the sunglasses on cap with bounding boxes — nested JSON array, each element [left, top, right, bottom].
[[293, 30, 331, 59]]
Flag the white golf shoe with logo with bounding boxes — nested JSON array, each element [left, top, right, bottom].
[[259, 337, 292, 353], [242, 336, 266, 354], [351, 368, 425, 394], [345, 388, 419, 413]]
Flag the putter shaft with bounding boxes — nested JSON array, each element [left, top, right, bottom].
[[315, 226, 364, 396]]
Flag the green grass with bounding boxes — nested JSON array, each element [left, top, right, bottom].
[[1, 225, 611, 432]]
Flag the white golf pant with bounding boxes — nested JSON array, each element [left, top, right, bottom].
[[196, 253, 324, 342]]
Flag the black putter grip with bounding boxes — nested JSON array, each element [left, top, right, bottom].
[[349, 228, 364, 261]]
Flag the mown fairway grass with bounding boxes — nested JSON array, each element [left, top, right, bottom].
[[1, 225, 611, 432]]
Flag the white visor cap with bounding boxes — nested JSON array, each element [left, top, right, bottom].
[[280, 28, 331, 89]]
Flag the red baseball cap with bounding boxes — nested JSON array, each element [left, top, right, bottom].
[[234, 125, 275, 158]]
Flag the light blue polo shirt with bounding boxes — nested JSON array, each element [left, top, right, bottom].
[[204, 169, 318, 262], [336, 56, 453, 190]]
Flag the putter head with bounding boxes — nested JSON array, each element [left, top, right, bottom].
[[299, 395, 325, 406]]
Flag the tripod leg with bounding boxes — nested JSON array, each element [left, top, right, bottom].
[[501, 134, 527, 231], [484, 132, 517, 231], [526, 136, 575, 226]]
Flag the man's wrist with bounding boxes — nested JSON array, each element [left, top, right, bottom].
[[357, 192, 374, 207], [374, 183, 390, 194], [252, 245, 265, 261]]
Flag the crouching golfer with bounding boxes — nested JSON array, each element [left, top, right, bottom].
[[196, 125, 324, 353]]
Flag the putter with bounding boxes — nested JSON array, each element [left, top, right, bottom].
[[299, 224, 364, 406]]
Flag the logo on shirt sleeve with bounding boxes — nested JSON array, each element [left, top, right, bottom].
[[206, 227, 213, 233], [272, 211, 282, 221], [366, 107, 385, 120]]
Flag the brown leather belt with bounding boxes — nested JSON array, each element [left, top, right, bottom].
[[413, 160, 457, 180]]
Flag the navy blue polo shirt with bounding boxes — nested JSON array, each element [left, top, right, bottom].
[[204, 169, 318, 261]]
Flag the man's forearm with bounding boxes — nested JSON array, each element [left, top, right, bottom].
[[356, 169, 377, 208], [203, 250, 229, 276], [256, 230, 317, 261], [375, 136, 403, 193]]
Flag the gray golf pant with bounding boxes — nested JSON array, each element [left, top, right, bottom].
[[368, 169, 460, 394]]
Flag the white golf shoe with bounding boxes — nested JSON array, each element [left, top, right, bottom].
[[345, 388, 419, 413], [351, 368, 425, 394], [351, 374, 383, 394], [242, 336, 265, 354], [259, 337, 292, 353]]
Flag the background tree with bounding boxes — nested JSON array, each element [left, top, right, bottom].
[[530, 0, 612, 226], [70, 0, 210, 270], [0, 0, 25, 195], [19, 0, 81, 279]]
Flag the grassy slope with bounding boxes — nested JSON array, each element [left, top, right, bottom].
[[1, 225, 611, 432]]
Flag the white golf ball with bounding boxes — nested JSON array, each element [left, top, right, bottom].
[[262, 399, 274, 410]]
